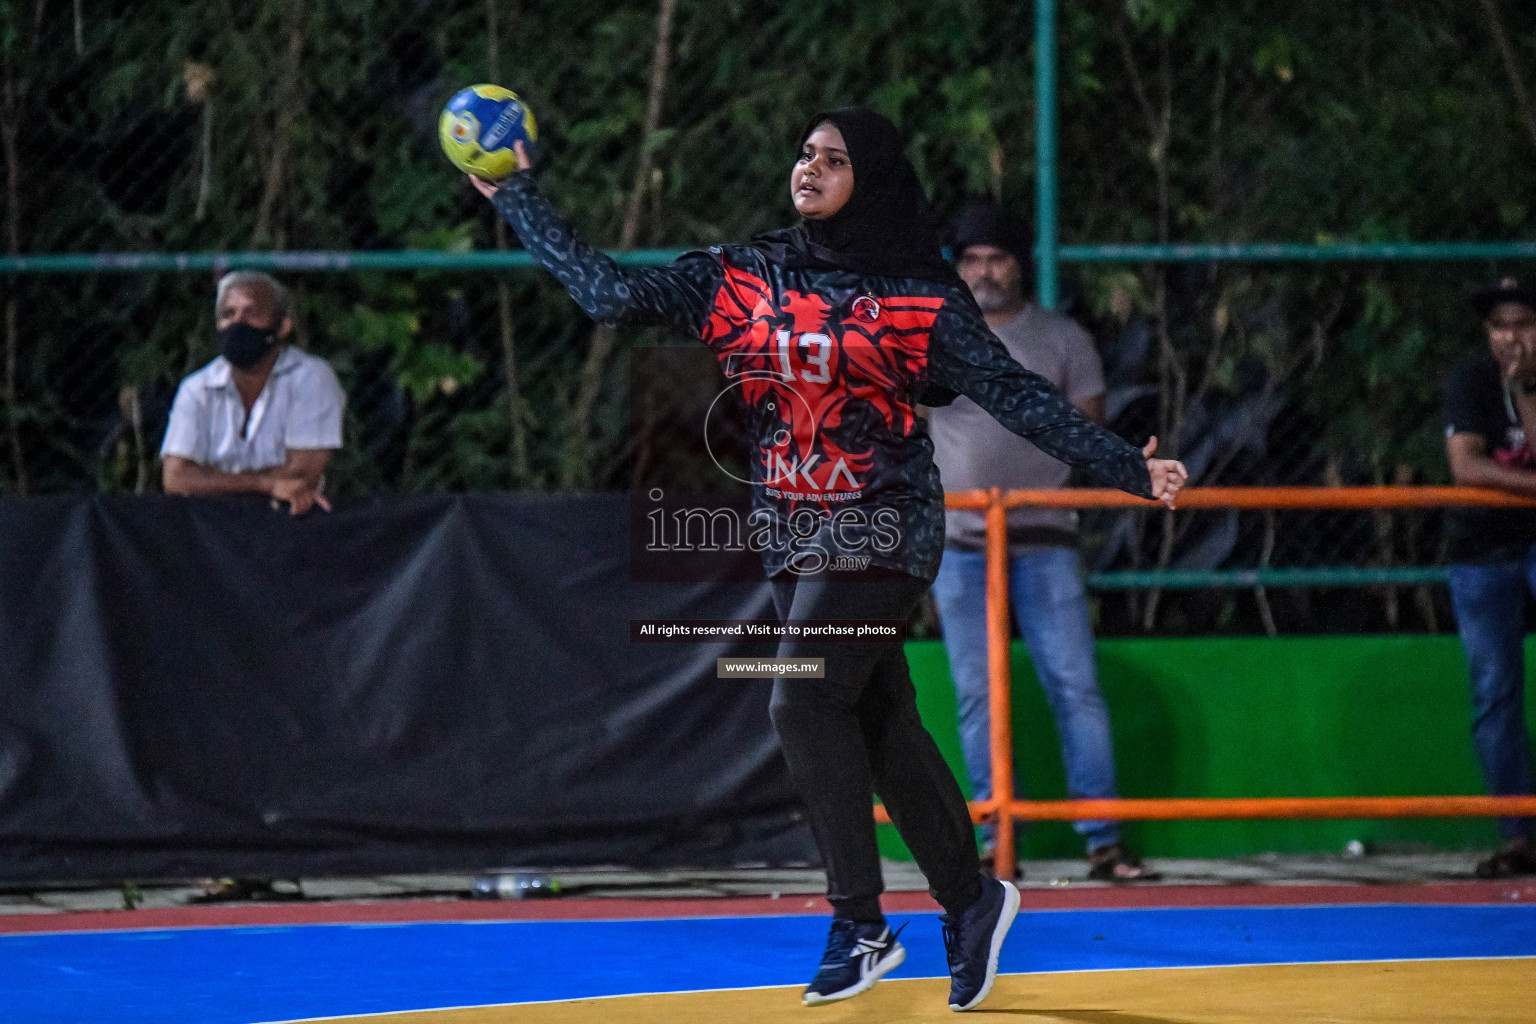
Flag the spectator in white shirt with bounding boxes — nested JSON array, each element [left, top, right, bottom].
[[161, 271, 345, 515]]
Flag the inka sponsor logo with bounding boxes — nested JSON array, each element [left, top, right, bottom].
[[764, 451, 861, 496]]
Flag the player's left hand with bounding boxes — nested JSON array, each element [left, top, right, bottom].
[[1142, 436, 1189, 508]]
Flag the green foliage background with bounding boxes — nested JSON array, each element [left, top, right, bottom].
[[1, 0, 1533, 508]]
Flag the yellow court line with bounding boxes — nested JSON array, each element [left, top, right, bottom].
[[307, 957, 1536, 1024]]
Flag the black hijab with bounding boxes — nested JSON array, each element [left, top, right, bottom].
[[754, 108, 961, 287]]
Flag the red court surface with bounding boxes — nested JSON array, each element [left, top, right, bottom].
[[5, 879, 1532, 934]]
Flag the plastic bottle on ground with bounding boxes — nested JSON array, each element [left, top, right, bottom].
[[471, 873, 562, 899]]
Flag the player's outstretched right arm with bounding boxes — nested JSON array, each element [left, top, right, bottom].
[[470, 146, 718, 338]]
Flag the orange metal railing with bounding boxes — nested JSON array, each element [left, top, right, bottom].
[[872, 486, 1536, 881]]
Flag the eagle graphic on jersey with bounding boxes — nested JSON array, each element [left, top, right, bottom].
[[703, 261, 941, 509]]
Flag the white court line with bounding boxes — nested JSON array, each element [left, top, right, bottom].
[[250, 954, 1536, 1024]]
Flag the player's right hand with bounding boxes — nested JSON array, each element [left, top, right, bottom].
[[467, 140, 531, 199]]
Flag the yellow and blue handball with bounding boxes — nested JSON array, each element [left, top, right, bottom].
[[439, 85, 538, 180]]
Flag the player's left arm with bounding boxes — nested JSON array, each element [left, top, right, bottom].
[[926, 292, 1186, 506]]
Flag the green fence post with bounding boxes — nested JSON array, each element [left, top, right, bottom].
[[1035, 0, 1059, 311]]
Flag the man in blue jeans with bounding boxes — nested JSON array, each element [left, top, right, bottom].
[[928, 202, 1153, 880], [1443, 275, 1536, 878]]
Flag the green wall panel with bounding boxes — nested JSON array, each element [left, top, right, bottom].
[[878, 636, 1536, 861]]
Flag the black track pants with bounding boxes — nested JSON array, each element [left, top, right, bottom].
[[768, 571, 983, 922]]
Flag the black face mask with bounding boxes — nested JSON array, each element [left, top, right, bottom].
[[218, 322, 277, 370]]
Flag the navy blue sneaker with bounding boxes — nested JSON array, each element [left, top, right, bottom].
[[801, 919, 907, 1006], [941, 877, 1020, 1011]]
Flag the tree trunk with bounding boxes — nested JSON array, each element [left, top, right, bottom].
[[3, 297, 23, 494], [1479, 0, 1536, 157], [1115, 28, 1180, 632], [196, 100, 213, 221], [1255, 510, 1277, 637], [563, 0, 677, 488], [0, 11, 41, 494], [487, 0, 530, 483], [1373, 463, 1399, 630], [252, 0, 306, 247], [494, 226, 529, 483]]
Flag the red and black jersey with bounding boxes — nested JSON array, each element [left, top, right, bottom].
[[495, 173, 1152, 579]]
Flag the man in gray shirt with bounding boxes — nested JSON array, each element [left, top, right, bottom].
[[929, 202, 1152, 880]]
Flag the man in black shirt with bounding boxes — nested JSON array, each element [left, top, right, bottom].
[[1443, 276, 1536, 877]]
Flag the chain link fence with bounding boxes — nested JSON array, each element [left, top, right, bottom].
[[1068, 258, 1470, 635], [3, 1, 1534, 632]]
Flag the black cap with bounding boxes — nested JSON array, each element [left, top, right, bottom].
[[949, 200, 1032, 266], [1472, 276, 1536, 320]]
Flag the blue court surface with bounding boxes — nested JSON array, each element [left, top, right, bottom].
[[3, 902, 1534, 1024]]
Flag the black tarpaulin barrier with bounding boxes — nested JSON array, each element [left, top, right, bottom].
[[0, 494, 813, 882]]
